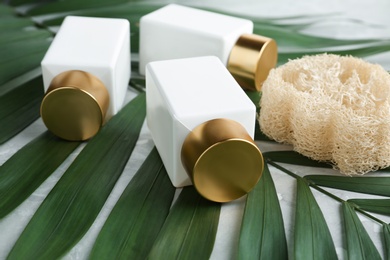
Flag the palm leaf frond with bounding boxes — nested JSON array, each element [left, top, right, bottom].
[[342, 201, 382, 260], [0, 38, 50, 85], [89, 148, 175, 259], [0, 76, 43, 143], [348, 199, 390, 216], [7, 93, 146, 259], [384, 224, 390, 259], [264, 151, 332, 168], [147, 186, 221, 259], [24, 0, 134, 15], [238, 163, 287, 259], [294, 178, 337, 260], [305, 175, 390, 197], [0, 132, 80, 219]]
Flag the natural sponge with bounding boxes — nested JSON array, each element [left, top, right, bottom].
[[259, 53, 390, 174]]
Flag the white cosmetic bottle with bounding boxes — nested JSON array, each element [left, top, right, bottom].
[[140, 4, 277, 91], [146, 56, 264, 202], [40, 16, 130, 141]]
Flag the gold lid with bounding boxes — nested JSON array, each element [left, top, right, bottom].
[[40, 70, 109, 141], [181, 118, 264, 203], [227, 34, 278, 91]]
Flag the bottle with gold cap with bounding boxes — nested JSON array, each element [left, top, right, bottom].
[[40, 16, 130, 141], [139, 4, 277, 91], [146, 56, 264, 203]]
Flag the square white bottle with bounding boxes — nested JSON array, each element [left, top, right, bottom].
[[146, 56, 264, 202], [40, 16, 130, 141], [139, 4, 277, 91]]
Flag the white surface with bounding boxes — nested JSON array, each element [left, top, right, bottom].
[[139, 4, 253, 74], [1, 0, 390, 259], [41, 16, 130, 117], [146, 56, 255, 187]]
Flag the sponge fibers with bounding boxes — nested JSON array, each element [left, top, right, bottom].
[[259, 54, 390, 174]]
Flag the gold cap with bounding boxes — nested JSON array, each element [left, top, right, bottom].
[[181, 118, 264, 203], [40, 70, 109, 141], [227, 34, 277, 91]]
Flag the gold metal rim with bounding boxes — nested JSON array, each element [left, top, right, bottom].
[[227, 34, 278, 91], [255, 37, 278, 90], [193, 138, 264, 203], [181, 118, 264, 202], [40, 70, 109, 141]]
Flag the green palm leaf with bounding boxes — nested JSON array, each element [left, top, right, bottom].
[[245, 89, 261, 110], [147, 186, 221, 259], [0, 16, 34, 31], [7, 0, 25, 5], [89, 148, 175, 259], [264, 151, 332, 168], [0, 4, 14, 14], [384, 224, 390, 260], [0, 29, 51, 45], [0, 38, 49, 64], [278, 43, 390, 65], [7, 93, 146, 259], [253, 23, 389, 49], [254, 120, 273, 141], [0, 76, 43, 143], [35, 2, 160, 24], [30, 4, 161, 53], [238, 162, 287, 260], [294, 178, 337, 260], [348, 199, 390, 216], [0, 40, 50, 85], [243, 90, 273, 141], [0, 132, 80, 219], [342, 201, 381, 260], [24, 0, 132, 15], [8, 0, 56, 6], [305, 175, 390, 197]]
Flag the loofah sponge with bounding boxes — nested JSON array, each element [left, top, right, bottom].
[[259, 53, 390, 174]]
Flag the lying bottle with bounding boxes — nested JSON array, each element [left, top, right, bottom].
[[146, 56, 264, 202], [40, 16, 130, 141], [139, 4, 277, 91]]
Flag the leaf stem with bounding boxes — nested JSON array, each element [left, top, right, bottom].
[[307, 180, 345, 203], [129, 80, 145, 93], [351, 205, 387, 225], [266, 159, 387, 225], [266, 159, 300, 179]]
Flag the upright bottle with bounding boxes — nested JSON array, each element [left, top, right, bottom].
[[139, 4, 277, 91], [146, 56, 264, 202], [40, 16, 130, 141]]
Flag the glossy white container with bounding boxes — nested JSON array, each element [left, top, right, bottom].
[[40, 16, 130, 141], [146, 56, 263, 202], [140, 4, 277, 91]]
